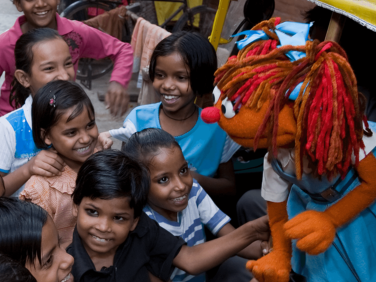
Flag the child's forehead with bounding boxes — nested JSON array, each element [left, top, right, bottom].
[[157, 53, 189, 71], [80, 196, 133, 211], [149, 147, 186, 169]]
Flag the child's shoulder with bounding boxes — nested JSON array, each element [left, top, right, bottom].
[[25, 166, 76, 195], [125, 102, 161, 126], [0, 107, 28, 137], [130, 102, 161, 116]]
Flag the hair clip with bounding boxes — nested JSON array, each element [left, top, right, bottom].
[[49, 95, 56, 107]]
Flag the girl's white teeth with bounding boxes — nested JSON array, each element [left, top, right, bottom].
[[92, 235, 109, 242], [36, 11, 48, 15], [173, 195, 186, 202], [61, 273, 71, 282], [77, 145, 90, 153], [165, 95, 178, 100]]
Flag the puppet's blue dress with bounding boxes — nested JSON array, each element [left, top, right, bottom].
[[274, 122, 376, 282]]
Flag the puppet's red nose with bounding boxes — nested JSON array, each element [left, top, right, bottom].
[[201, 107, 220, 124]]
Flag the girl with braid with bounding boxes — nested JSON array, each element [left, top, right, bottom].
[[201, 17, 376, 282]]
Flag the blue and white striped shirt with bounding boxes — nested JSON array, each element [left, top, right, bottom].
[[144, 179, 230, 282]]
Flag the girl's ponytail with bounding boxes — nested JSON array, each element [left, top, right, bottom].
[[10, 77, 29, 109], [10, 28, 63, 108]]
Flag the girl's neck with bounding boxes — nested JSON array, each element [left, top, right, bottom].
[[21, 19, 57, 34], [149, 203, 178, 222], [159, 103, 198, 137], [162, 101, 197, 121], [59, 155, 83, 174]]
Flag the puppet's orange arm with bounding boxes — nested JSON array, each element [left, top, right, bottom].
[[285, 152, 376, 255], [247, 201, 291, 282]]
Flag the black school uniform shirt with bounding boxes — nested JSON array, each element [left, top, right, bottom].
[[66, 212, 186, 282]]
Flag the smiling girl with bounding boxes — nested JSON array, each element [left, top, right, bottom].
[[0, 0, 133, 117], [20, 80, 98, 248], [124, 128, 268, 282], [0, 197, 74, 282], [0, 28, 74, 197], [100, 32, 240, 196]]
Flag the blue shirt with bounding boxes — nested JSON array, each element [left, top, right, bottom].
[[110, 102, 240, 177]]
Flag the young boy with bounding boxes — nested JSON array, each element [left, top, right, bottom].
[[67, 150, 269, 282]]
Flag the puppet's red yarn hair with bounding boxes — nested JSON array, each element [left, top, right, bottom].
[[215, 18, 366, 179]]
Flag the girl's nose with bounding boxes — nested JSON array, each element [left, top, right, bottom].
[[173, 177, 187, 192], [35, 0, 47, 7], [59, 251, 74, 271], [162, 77, 175, 91], [56, 69, 71, 81], [201, 107, 221, 124], [79, 132, 91, 144]]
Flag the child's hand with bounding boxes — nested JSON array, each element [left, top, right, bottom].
[[97, 132, 113, 150], [105, 81, 129, 117], [27, 149, 65, 178], [249, 215, 270, 242]]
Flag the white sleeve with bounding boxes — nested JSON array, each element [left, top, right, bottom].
[[353, 127, 376, 162], [109, 119, 137, 142], [0, 119, 16, 173], [220, 134, 241, 163], [261, 149, 294, 203]]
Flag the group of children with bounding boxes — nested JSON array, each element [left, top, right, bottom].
[[0, 1, 269, 281]]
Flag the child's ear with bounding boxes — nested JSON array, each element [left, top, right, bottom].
[[42, 129, 53, 146], [130, 217, 140, 232], [72, 203, 78, 217], [14, 70, 31, 89], [14, 1, 23, 12]]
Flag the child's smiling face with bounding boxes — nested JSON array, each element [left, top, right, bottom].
[[25, 217, 74, 282], [15, 0, 59, 31], [153, 52, 195, 114], [73, 197, 139, 261], [148, 146, 193, 221], [17, 38, 75, 97], [44, 105, 98, 172]]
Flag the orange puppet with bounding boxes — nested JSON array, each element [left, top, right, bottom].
[[202, 18, 376, 282]]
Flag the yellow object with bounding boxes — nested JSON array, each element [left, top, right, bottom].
[[208, 0, 231, 50], [307, 0, 376, 31], [154, 0, 203, 27]]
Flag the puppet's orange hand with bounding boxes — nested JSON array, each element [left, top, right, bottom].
[[284, 210, 336, 255], [246, 251, 291, 282]]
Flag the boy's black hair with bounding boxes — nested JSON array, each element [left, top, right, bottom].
[[32, 80, 95, 149], [10, 28, 65, 108], [0, 254, 37, 282], [72, 149, 150, 218], [0, 198, 48, 266], [123, 128, 181, 167], [149, 31, 217, 97]]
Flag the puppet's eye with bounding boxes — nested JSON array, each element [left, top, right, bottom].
[[212, 86, 221, 105], [221, 98, 236, 119]]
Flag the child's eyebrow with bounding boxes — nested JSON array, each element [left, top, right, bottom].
[[39, 61, 55, 67], [114, 212, 131, 216], [87, 203, 99, 210]]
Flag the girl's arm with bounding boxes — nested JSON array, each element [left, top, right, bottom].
[[73, 21, 133, 116], [172, 216, 269, 275], [0, 175, 5, 197], [190, 160, 236, 196], [217, 223, 268, 260], [2, 149, 64, 196]]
